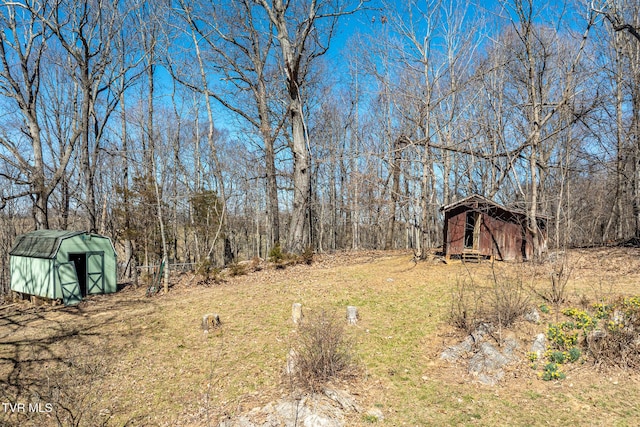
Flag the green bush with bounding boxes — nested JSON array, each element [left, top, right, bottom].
[[547, 323, 578, 351], [568, 347, 581, 362], [268, 243, 285, 263], [541, 363, 566, 381], [548, 350, 566, 364]]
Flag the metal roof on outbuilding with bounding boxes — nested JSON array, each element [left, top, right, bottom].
[[441, 194, 549, 219], [9, 230, 84, 259]]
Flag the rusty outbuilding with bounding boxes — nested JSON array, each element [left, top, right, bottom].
[[441, 194, 547, 261]]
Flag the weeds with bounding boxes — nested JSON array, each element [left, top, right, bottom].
[[585, 297, 640, 369], [39, 352, 117, 427], [196, 259, 223, 285], [228, 262, 247, 277], [450, 265, 530, 333], [300, 246, 314, 266], [290, 308, 356, 392], [449, 274, 484, 334], [489, 264, 530, 328], [531, 257, 572, 310]]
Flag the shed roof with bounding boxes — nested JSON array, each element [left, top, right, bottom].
[[441, 194, 549, 219], [10, 230, 84, 259]]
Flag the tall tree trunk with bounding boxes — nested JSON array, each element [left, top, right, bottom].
[[287, 96, 310, 253], [385, 136, 403, 250], [80, 62, 97, 232], [420, 144, 433, 254], [524, 14, 542, 259], [634, 88, 640, 238], [631, 38, 640, 239], [605, 36, 626, 242], [262, 126, 280, 248]]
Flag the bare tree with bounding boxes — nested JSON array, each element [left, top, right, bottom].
[[17, 0, 143, 232], [498, 0, 594, 257], [170, 0, 286, 250], [0, 2, 75, 229], [254, 0, 365, 253], [592, 0, 640, 42]]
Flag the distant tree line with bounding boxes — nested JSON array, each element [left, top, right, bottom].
[[0, 0, 638, 293]]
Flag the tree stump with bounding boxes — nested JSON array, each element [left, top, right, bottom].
[[292, 303, 303, 324], [347, 306, 358, 325], [202, 313, 221, 332]]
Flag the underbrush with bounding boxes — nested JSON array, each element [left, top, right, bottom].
[[531, 298, 640, 380], [450, 264, 530, 333], [269, 243, 315, 269], [288, 308, 357, 392], [584, 297, 640, 369], [449, 260, 640, 380]]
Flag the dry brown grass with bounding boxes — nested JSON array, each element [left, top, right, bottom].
[[0, 248, 640, 426]]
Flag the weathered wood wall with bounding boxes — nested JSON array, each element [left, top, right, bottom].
[[443, 203, 543, 261]]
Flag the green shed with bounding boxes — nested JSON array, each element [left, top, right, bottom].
[[10, 230, 117, 306]]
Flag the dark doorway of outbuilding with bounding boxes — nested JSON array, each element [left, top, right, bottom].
[[68, 253, 87, 297], [464, 211, 480, 250]]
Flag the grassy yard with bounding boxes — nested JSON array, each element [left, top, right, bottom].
[[1, 248, 640, 426]]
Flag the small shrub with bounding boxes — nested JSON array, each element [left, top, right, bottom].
[[228, 262, 247, 277], [196, 259, 213, 277], [292, 308, 355, 391], [449, 275, 484, 334], [539, 304, 550, 314], [547, 350, 566, 364], [195, 259, 224, 286], [488, 266, 530, 327], [269, 243, 298, 269], [568, 347, 581, 362], [195, 259, 223, 285], [540, 363, 566, 381], [250, 256, 263, 272], [547, 323, 578, 351], [300, 245, 314, 265], [268, 243, 285, 263], [532, 258, 572, 307]]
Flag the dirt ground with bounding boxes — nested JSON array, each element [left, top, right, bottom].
[[1, 247, 640, 426]]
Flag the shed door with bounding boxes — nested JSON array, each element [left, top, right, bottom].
[[87, 252, 104, 294], [464, 211, 481, 251], [56, 262, 82, 306]]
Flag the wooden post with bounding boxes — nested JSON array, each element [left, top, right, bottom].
[[347, 306, 358, 325], [292, 303, 303, 324]]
